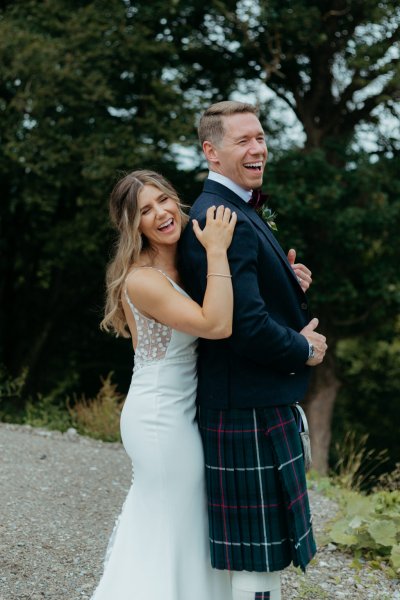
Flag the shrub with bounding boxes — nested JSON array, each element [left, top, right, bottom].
[[0, 365, 27, 401], [0, 365, 28, 421], [24, 393, 72, 431], [327, 436, 400, 575], [333, 330, 400, 476], [373, 463, 400, 493], [333, 430, 389, 492], [328, 488, 400, 575], [68, 373, 124, 442]]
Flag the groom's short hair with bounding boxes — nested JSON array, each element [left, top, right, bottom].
[[198, 101, 259, 147]]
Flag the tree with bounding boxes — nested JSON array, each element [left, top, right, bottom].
[[265, 149, 400, 471], [0, 0, 195, 400], [332, 318, 400, 476], [166, 0, 400, 150]]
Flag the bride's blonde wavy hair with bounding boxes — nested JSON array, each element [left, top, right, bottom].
[[100, 169, 189, 337]]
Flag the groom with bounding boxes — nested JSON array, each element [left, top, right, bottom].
[[180, 101, 327, 600]]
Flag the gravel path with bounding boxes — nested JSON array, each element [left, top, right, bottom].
[[1, 423, 398, 600]]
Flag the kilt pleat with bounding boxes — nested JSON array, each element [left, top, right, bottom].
[[199, 406, 316, 573]]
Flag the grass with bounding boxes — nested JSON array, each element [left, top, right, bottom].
[[68, 372, 124, 442], [333, 430, 389, 492], [24, 393, 73, 431], [0, 369, 124, 443], [297, 580, 330, 599]]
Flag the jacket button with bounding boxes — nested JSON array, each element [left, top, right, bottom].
[[301, 302, 308, 310]]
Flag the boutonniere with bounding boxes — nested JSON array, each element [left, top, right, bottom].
[[259, 206, 278, 231]]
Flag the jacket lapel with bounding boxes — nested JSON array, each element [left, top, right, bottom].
[[202, 180, 302, 289]]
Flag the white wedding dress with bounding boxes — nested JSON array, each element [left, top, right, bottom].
[[91, 270, 231, 600]]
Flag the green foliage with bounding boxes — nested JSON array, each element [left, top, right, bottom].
[[0, 364, 27, 401], [264, 149, 400, 470], [68, 373, 123, 442], [328, 489, 400, 574], [0, 0, 195, 399], [0, 364, 28, 423], [267, 151, 400, 331], [1, 369, 78, 430], [167, 0, 400, 150], [296, 579, 329, 599], [333, 431, 388, 492], [0, 367, 124, 441], [374, 464, 400, 493], [336, 321, 400, 395], [23, 393, 72, 431], [307, 471, 336, 496], [332, 320, 400, 473]]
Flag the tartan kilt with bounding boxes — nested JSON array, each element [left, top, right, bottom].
[[199, 405, 317, 573]]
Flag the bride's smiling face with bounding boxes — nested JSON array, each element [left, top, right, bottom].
[[138, 184, 182, 248]]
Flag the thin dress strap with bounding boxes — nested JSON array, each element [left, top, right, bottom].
[[125, 266, 178, 296]]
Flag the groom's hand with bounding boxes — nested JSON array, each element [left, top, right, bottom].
[[300, 318, 328, 366], [287, 248, 312, 292]]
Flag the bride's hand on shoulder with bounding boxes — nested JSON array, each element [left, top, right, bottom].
[[192, 205, 237, 252]]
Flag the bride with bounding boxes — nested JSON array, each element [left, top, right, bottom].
[[93, 170, 236, 600]]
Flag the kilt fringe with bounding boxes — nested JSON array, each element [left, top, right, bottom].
[[199, 406, 317, 572]]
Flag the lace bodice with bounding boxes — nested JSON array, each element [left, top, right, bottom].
[[124, 269, 197, 371], [124, 290, 172, 366]]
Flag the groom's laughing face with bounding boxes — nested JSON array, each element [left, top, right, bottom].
[[204, 112, 268, 190]]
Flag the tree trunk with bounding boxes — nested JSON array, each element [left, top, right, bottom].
[[304, 350, 341, 474]]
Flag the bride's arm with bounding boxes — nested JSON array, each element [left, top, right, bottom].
[[126, 206, 236, 340]]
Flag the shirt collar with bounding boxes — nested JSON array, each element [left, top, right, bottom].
[[207, 171, 252, 203]]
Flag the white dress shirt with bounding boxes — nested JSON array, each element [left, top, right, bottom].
[[208, 171, 252, 204]]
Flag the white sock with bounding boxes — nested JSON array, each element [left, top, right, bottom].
[[231, 570, 281, 600]]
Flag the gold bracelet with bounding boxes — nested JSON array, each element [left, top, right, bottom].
[[206, 273, 232, 278]]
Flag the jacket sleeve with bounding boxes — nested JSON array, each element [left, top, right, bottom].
[[227, 217, 309, 371]]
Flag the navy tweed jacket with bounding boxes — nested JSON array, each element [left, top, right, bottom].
[[179, 179, 311, 409]]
